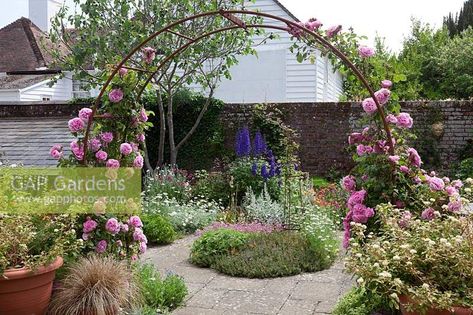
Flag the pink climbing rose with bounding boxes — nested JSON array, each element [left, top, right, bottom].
[[352, 204, 375, 224], [305, 18, 322, 31], [399, 165, 409, 173], [342, 175, 356, 192], [128, 215, 143, 228], [95, 150, 108, 161], [100, 132, 114, 144], [106, 159, 120, 169], [448, 200, 462, 212], [358, 45, 375, 58], [348, 132, 364, 145], [374, 88, 391, 105], [89, 138, 102, 152], [120, 143, 133, 156], [381, 80, 393, 89], [385, 114, 397, 124], [139, 108, 148, 122], [109, 88, 124, 103], [96, 240, 108, 253], [421, 208, 436, 221], [68, 117, 85, 133], [428, 176, 445, 191], [326, 25, 342, 38], [407, 147, 422, 167], [79, 107, 93, 122], [105, 218, 121, 234], [142, 47, 156, 64], [362, 97, 377, 114], [133, 154, 144, 169], [396, 113, 413, 129], [446, 185, 459, 196], [118, 67, 128, 77], [83, 218, 98, 233], [347, 189, 367, 209], [388, 155, 400, 164]]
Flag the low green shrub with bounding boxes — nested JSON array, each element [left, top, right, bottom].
[[135, 264, 187, 312], [142, 215, 176, 245], [312, 176, 330, 189], [190, 229, 249, 267], [191, 229, 337, 278], [191, 170, 231, 206], [333, 287, 392, 315]]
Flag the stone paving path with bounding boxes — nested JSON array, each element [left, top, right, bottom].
[[143, 236, 353, 315]]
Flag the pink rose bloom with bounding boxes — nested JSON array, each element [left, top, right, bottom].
[[288, 22, 304, 37], [131, 255, 138, 261], [82, 233, 89, 241], [445, 185, 458, 196], [358, 45, 375, 58], [79, 107, 93, 122], [356, 144, 372, 156], [130, 142, 139, 153], [118, 67, 128, 77], [100, 132, 114, 144], [95, 150, 108, 161], [305, 19, 322, 31], [413, 176, 422, 184], [452, 180, 463, 189], [348, 132, 364, 145], [70, 140, 84, 161], [396, 113, 413, 129], [136, 133, 145, 143], [374, 88, 391, 105], [443, 177, 451, 184], [109, 88, 124, 103], [106, 159, 120, 169], [352, 204, 375, 223], [50, 149, 63, 160], [50, 144, 62, 153], [430, 171, 437, 177], [396, 200, 406, 209], [105, 218, 121, 234], [139, 242, 147, 254], [128, 215, 143, 228], [96, 240, 107, 253], [362, 97, 378, 114], [398, 211, 412, 228], [133, 228, 147, 243], [83, 218, 98, 233], [386, 114, 397, 124], [421, 208, 436, 221], [389, 155, 400, 164], [133, 155, 144, 169], [142, 47, 156, 64], [381, 80, 393, 89], [326, 25, 342, 38], [407, 148, 422, 167], [120, 223, 129, 232], [399, 165, 409, 173], [139, 108, 148, 122], [68, 117, 85, 133], [448, 200, 462, 212], [347, 189, 367, 209], [120, 143, 133, 156], [342, 175, 356, 192], [89, 138, 102, 152], [429, 176, 445, 191]]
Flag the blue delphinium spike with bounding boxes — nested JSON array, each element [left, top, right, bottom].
[[253, 131, 267, 156], [251, 162, 258, 176]]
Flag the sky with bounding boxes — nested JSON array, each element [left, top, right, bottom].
[[0, 0, 466, 52]]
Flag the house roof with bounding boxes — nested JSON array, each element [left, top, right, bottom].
[[0, 17, 69, 73], [0, 74, 56, 90], [0, 117, 73, 166], [273, 0, 300, 22]]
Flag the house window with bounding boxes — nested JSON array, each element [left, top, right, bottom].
[[72, 79, 91, 99]]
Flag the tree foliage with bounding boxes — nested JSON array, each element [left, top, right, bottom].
[[444, 0, 473, 37], [49, 0, 263, 167]]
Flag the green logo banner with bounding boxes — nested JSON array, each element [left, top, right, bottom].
[[0, 167, 141, 214]]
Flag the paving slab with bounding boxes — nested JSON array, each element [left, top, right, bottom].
[[142, 235, 353, 314]]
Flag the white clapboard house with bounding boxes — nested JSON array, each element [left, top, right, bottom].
[[0, 0, 343, 103]]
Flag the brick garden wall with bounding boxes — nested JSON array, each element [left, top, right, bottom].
[[221, 101, 473, 176], [1, 101, 472, 175]]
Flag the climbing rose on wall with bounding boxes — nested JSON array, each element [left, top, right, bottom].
[[362, 98, 378, 114], [358, 45, 375, 58], [108, 88, 124, 103]]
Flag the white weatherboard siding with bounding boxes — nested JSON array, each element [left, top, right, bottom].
[[208, 0, 343, 103], [0, 90, 20, 101], [19, 77, 73, 101]]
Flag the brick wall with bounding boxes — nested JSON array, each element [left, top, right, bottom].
[[222, 101, 473, 176]]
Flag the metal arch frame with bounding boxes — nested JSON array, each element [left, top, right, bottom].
[[82, 9, 395, 164]]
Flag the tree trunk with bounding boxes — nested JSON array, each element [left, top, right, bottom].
[[166, 91, 177, 166], [156, 90, 166, 169]]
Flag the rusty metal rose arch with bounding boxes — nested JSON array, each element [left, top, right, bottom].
[[82, 9, 395, 162]]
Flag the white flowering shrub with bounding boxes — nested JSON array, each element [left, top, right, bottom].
[[242, 186, 285, 225], [144, 193, 222, 233]]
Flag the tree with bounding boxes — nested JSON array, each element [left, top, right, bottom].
[[444, 0, 473, 37], [49, 0, 263, 168]]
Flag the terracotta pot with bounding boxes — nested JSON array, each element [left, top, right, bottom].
[[400, 295, 473, 315], [0, 257, 63, 315]]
